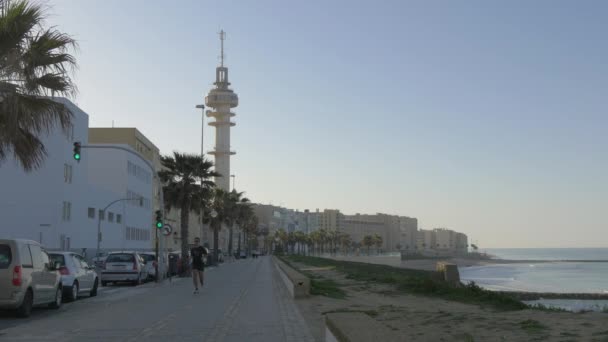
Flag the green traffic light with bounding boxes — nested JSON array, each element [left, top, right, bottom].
[[73, 153, 81, 160], [156, 221, 163, 229]]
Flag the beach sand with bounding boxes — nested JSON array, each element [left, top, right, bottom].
[[293, 259, 608, 341]]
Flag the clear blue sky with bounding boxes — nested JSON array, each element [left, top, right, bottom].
[[48, 0, 607, 248]]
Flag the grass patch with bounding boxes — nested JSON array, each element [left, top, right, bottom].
[[560, 331, 579, 337], [527, 303, 568, 312], [592, 330, 608, 336], [310, 278, 347, 299], [283, 255, 527, 311], [519, 319, 548, 334]]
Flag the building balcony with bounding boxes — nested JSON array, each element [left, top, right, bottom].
[[208, 121, 236, 127], [205, 92, 238, 108], [207, 149, 236, 156]]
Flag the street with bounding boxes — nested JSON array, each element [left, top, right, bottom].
[[0, 256, 315, 342]]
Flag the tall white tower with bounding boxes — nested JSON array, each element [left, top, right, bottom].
[[205, 30, 238, 191]]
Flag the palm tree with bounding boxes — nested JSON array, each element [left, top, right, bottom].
[[273, 228, 288, 254], [205, 188, 232, 263], [239, 208, 257, 255], [1, 0, 78, 171], [226, 190, 250, 257], [159, 152, 217, 268], [373, 234, 383, 254], [318, 229, 328, 254], [362, 235, 373, 255]]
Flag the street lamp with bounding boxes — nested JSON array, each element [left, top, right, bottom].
[[96, 197, 142, 257], [230, 174, 236, 191]]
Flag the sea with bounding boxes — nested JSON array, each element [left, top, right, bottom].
[[458, 248, 608, 312]]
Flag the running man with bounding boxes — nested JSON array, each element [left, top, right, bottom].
[[191, 237, 208, 294]]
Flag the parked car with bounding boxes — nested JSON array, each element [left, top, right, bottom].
[[138, 252, 157, 280], [100, 252, 146, 286], [239, 251, 247, 259], [48, 252, 98, 301], [0, 239, 63, 317]]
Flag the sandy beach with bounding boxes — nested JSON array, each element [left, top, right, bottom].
[[291, 257, 608, 341]]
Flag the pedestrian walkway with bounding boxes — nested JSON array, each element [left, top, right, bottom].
[[0, 256, 315, 342]]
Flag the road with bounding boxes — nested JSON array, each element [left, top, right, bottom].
[[0, 256, 315, 342]]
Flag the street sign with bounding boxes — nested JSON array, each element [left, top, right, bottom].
[[162, 224, 172, 236]]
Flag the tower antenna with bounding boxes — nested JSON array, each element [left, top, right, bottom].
[[219, 29, 226, 67]]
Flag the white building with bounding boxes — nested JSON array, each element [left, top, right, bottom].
[[0, 98, 153, 258], [87, 144, 154, 252]]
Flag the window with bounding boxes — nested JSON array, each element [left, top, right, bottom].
[[19, 244, 33, 268], [0, 245, 12, 269], [88, 208, 95, 219], [64, 164, 71, 183], [99, 210, 105, 221], [108, 212, 114, 222], [117, 214, 122, 223], [29, 244, 43, 269], [62, 202, 71, 221], [106, 253, 135, 263]]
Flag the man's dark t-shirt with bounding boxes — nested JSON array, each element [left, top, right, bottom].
[[191, 246, 207, 270]]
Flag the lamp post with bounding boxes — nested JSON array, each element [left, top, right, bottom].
[[96, 197, 142, 257]]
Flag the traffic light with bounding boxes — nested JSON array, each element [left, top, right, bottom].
[[155, 210, 163, 229], [73, 142, 81, 161]]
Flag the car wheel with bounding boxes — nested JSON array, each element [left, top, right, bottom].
[[67, 281, 78, 302], [49, 287, 62, 309], [16, 289, 33, 318], [90, 278, 98, 297]]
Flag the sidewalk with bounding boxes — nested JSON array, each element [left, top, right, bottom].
[[0, 256, 315, 342]]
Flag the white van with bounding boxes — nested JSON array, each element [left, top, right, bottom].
[[0, 239, 63, 317]]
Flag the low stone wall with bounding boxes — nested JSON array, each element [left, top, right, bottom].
[[273, 256, 310, 299], [325, 312, 401, 342], [436, 261, 461, 286]]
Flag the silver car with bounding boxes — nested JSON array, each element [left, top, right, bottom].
[[100, 252, 146, 286], [0, 239, 63, 317], [138, 252, 157, 280], [48, 252, 99, 301]]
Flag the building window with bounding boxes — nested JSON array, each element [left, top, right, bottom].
[[64, 164, 72, 184], [62, 202, 71, 221], [99, 210, 105, 221], [117, 214, 122, 223], [108, 212, 114, 222], [88, 208, 95, 219]]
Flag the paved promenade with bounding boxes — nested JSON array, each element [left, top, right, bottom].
[[0, 256, 315, 342]]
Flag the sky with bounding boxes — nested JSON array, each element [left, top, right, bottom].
[[46, 0, 607, 248]]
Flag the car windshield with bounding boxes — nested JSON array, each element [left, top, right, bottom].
[[0, 245, 11, 269], [106, 254, 135, 263], [48, 254, 66, 267]]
